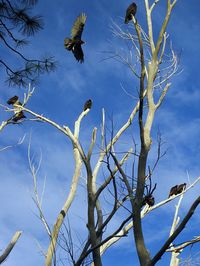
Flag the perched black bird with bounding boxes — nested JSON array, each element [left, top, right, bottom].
[[168, 183, 186, 198], [177, 183, 186, 194], [83, 99, 92, 111], [143, 195, 155, 207], [12, 111, 26, 122], [124, 2, 137, 24], [7, 95, 19, 105], [64, 13, 87, 63], [7, 95, 26, 122], [168, 185, 178, 198]]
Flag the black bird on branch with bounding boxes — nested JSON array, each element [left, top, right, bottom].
[[83, 99, 92, 111], [12, 111, 26, 122], [177, 183, 186, 194], [7, 96, 19, 105], [7, 95, 26, 122], [168, 185, 178, 197], [124, 2, 137, 24], [64, 13, 87, 63], [168, 183, 186, 198], [143, 181, 157, 207], [143, 195, 155, 207]]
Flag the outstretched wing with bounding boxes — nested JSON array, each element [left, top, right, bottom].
[[72, 43, 84, 63], [71, 13, 86, 39]]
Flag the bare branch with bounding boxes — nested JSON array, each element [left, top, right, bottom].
[[145, 0, 155, 53], [150, 0, 161, 12], [28, 139, 51, 237], [0, 231, 22, 264], [95, 148, 133, 200], [154, 0, 178, 58], [93, 89, 147, 183], [169, 195, 183, 266], [167, 236, 200, 253], [99, 176, 200, 256], [155, 83, 171, 109], [87, 128, 97, 160], [151, 196, 200, 265]]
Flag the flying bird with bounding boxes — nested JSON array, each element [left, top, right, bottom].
[[124, 2, 137, 24], [83, 99, 92, 111], [64, 13, 87, 63]]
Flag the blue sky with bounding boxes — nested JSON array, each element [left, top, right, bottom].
[[0, 0, 200, 265]]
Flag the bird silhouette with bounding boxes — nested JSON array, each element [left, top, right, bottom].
[[177, 183, 186, 194], [83, 99, 92, 111], [143, 195, 155, 207], [12, 111, 26, 122], [64, 13, 87, 63], [7, 95, 19, 105], [168, 185, 178, 197], [7, 96, 26, 122], [125, 2, 137, 24], [168, 183, 186, 198]]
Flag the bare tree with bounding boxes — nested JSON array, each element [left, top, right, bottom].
[[0, 0, 56, 87], [0, 1, 200, 266]]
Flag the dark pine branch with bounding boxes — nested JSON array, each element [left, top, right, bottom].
[[0, 0, 56, 87]]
